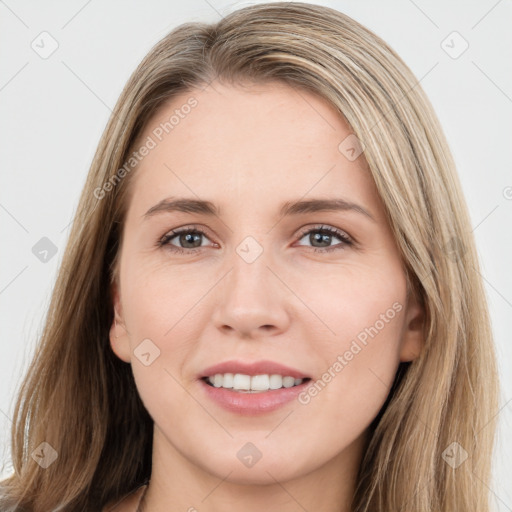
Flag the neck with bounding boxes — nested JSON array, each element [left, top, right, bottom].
[[141, 426, 367, 512]]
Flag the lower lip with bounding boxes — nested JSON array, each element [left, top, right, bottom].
[[199, 378, 311, 415]]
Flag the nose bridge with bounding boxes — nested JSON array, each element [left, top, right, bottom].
[[212, 237, 290, 336], [230, 242, 271, 298]]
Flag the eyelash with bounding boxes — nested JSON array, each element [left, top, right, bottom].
[[157, 224, 354, 255]]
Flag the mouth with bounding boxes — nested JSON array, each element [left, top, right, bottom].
[[198, 371, 312, 415], [201, 374, 312, 393], [197, 360, 313, 413]]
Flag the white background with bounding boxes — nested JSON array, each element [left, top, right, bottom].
[[1, 0, 511, 510]]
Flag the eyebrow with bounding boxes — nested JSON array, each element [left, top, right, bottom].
[[143, 197, 376, 222]]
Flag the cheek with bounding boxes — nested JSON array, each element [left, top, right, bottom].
[[298, 257, 406, 352], [120, 254, 209, 338], [295, 263, 406, 422], [119, 257, 217, 409]]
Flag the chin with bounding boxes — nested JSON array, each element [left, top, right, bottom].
[[197, 450, 311, 486]]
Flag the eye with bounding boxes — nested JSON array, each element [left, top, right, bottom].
[[157, 224, 354, 255], [157, 225, 215, 254], [295, 225, 353, 253]]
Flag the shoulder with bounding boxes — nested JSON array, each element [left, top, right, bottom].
[[102, 485, 148, 512]]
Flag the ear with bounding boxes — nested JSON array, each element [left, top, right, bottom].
[[109, 280, 132, 363], [399, 291, 425, 362]]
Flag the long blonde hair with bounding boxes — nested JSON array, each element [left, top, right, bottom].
[[0, 3, 499, 510]]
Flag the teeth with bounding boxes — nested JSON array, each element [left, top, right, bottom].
[[251, 374, 270, 391], [269, 374, 282, 389], [233, 373, 251, 390], [206, 373, 305, 392], [283, 376, 295, 388], [223, 373, 234, 388]]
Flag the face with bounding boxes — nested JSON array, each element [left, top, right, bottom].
[[109, 80, 424, 485]]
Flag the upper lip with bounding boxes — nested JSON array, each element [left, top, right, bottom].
[[200, 360, 311, 380]]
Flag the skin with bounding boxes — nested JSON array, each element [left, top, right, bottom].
[[108, 80, 424, 512]]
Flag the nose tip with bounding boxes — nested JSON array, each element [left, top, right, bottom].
[[211, 257, 290, 339]]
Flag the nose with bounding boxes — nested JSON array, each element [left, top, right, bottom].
[[211, 247, 291, 339]]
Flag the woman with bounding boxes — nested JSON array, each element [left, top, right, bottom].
[[0, 2, 499, 511]]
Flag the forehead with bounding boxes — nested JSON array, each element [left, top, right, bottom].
[[126, 80, 381, 220]]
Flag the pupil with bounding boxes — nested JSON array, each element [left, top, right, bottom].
[[312, 232, 330, 247], [181, 233, 201, 248]]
